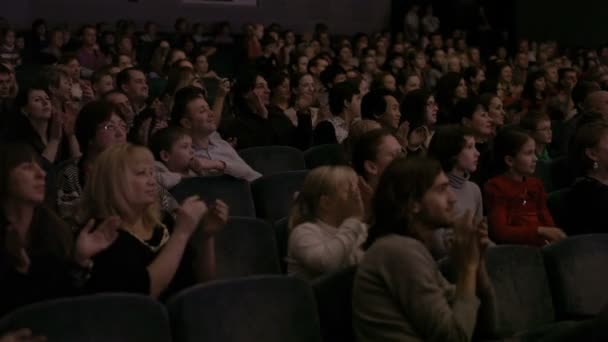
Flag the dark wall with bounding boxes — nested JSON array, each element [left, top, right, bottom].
[[21, 0, 390, 34], [515, 0, 608, 47]]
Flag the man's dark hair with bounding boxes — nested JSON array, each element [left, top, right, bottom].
[[116, 67, 145, 91], [364, 157, 443, 249], [428, 125, 477, 172], [329, 81, 359, 115], [171, 86, 206, 125], [149, 126, 189, 161], [361, 89, 393, 120], [351, 128, 394, 178], [558, 67, 577, 82]]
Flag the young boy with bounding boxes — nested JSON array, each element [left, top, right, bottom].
[[150, 126, 226, 191], [520, 112, 552, 162]]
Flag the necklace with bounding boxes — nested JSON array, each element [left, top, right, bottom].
[[122, 224, 170, 253]]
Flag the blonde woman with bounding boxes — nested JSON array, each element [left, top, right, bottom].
[[287, 166, 367, 281], [80, 143, 228, 299]]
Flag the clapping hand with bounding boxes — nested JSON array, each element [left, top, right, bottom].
[[74, 217, 121, 266], [201, 200, 229, 237]]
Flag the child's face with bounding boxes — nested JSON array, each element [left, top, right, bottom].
[[534, 120, 552, 145], [165, 135, 194, 173], [456, 136, 480, 174], [511, 138, 538, 176]]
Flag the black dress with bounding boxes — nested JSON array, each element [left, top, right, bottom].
[[0, 207, 81, 316], [86, 217, 196, 300], [563, 176, 608, 235]]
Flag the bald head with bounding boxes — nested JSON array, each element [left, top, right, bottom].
[[584, 91, 608, 119]]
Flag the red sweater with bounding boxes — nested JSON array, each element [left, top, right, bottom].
[[484, 174, 555, 246]]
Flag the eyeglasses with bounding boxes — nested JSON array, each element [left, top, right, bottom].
[[101, 122, 127, 132]]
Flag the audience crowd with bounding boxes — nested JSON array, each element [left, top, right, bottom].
[[1, 4, 608, 340]]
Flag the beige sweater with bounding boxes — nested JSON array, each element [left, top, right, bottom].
[[287, 218, 367, 281], [353, 234, 481, 342]]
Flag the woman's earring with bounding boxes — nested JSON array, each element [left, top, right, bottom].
[[594, 161, 599, 170]]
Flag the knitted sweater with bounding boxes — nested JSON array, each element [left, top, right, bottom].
[[287, 218, 367, 281], [353, 234, 481, 341]]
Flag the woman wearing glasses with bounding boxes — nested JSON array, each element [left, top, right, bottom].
[[56, 101, 128, 220]]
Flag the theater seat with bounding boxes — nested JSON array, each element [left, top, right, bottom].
[[167, 276, 322, 342], [304, 144, 348, 169], [212, 217, 281, 279], [312, 266, 357, 342], [543, 234, 608, 320], [238, 145, 306, 176], [0, 294, 171, 342], [274, 217, 289, 273], [251, 170, 308, 221], [170, 175, 255, 217], [484, 245, 558, 339]]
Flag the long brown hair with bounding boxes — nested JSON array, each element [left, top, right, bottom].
[[364, 157, 442, 249], [0, 143, 72, 262]]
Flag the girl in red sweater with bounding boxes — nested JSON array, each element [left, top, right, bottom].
[[484, 128, 566, 246]]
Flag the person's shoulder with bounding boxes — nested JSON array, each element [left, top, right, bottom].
[[367, 234, 428, 258], [291, 221, 323, 233], [527, 176, 547, 190], [484, 175, 507, 190], [465, 180, 483, 197]]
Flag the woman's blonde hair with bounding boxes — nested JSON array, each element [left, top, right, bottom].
[[79, 143, 161, 228], [288, 166, 358, 230]]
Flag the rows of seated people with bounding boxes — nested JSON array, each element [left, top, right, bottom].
[[1, 8, 608, 341]]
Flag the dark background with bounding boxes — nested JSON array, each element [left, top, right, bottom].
[[3, 0, 606, 48]]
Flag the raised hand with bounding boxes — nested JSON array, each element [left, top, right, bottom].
[[246, 91, 268, 118], [450, 210, 480, 272], [74, 217, 121, 266], [217, 78, 231, 98], [295, 93, 314, 112], [202, 200, 229, 237], [174, 196, 208, 237], [477, 217, 491, 254], [408, 126, 429, 149], [357, 176, 374, 220], [49, 111, 63, 142], [0, 329, 46, 342]]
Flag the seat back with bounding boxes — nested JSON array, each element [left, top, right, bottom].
[[274, 217, 289, 273], [0, 294, 172, 342], [251, 170, 308, 221], [304, 144, 348, 169], [213, 217, 281, 279], [312, 266, 357, 342], [167, 276, 322, 342], [170, 175, 255, 217], [238, 146, 306, 176], [485, 245, 556, 337], [543, 234, 608, 319]]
